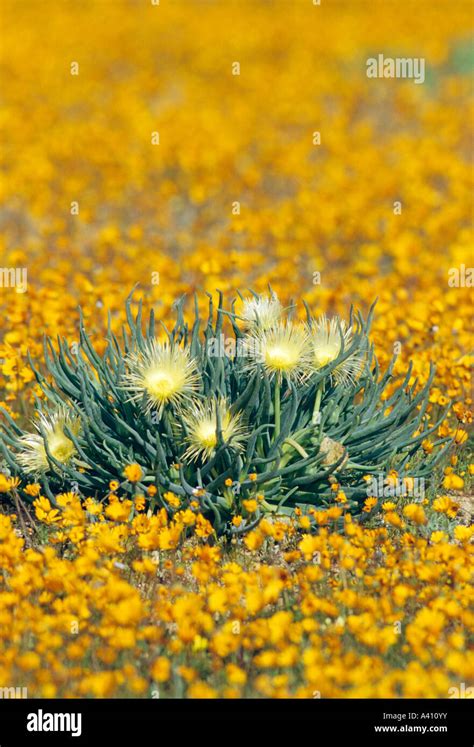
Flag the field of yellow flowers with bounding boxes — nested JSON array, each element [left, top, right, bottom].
[[0, 0, 472, 701]]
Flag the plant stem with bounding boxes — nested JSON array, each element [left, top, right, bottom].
[[283, 437, 309, 460], [274, 376, 281, 440], [12, 489, 31, 548], [312, 381, 324, 426]]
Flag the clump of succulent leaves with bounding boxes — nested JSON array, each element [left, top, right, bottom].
[[0, 290, 450, 535]]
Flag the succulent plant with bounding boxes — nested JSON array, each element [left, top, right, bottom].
[[0, 290, 451, 535]]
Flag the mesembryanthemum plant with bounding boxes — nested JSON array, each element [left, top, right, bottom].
[[0, 290, 451, 535]]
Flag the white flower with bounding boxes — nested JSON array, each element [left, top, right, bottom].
[[242, 321, 311, 383], [309, 315, 364, 385], [240, 293, 282, 330], [17, 409, 80, 474], [122, 341, 200, 416], [183, 398, 247, 463]]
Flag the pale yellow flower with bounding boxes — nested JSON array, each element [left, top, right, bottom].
[[17, 409, 80, 474], [183, 398, 247, 463], [240, 293, 282, 330], [309, 315, 364, 386], [123, 341, 200, 416], [243, 321, 310, 383]]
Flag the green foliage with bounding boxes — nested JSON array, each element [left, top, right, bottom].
[[0, 291, 451, 535]]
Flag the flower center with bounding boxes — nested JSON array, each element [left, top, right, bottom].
[[314, 344, 339, 368], [196, 420, 218, 449], [145, 368, 181, 399], [265, 345, 298, 371], [48, 433, 75, 463]]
